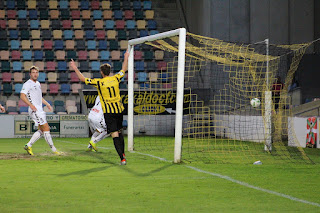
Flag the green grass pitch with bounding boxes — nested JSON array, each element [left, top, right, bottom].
[[0, 137, 319, 212]]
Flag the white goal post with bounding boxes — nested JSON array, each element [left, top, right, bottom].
[[127, 28, 187, 163]]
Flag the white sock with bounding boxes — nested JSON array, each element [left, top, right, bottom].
[[90, 131, 100, 142], [93, 130, 109, 143], [27, 130, 43, 147], [43, 131, 57, 152]]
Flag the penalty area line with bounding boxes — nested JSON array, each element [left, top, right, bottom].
[[130, 151, 320, 208]]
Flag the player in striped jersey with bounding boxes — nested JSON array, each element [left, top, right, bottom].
[[70, 50, 129, 165]]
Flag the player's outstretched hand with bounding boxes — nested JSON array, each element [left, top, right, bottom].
[[124, 49, 129, 59], [0, 104, 5, 113], [70, 59, 77, 71]]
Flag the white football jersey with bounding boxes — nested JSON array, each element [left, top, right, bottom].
[[89, 96, 103, 119], [21, 79, 43, 109]]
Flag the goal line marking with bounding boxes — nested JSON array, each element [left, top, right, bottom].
[[57, 139, 320, 208]]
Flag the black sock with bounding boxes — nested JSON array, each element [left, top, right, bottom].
[[119, 133, 125, 156], [113, 137, 124, 160]]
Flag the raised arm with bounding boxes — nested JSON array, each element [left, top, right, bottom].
[[121, 49, 129, 74], [70, 59, 86, 82], [20, 93, 37, 111]]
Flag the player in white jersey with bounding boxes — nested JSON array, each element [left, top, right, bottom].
[[87, 95, 110, 151], [20, 66, 61, 156]]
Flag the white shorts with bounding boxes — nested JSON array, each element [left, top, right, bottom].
[[29, 108, 47, 127], [88, 113, 107, 133]]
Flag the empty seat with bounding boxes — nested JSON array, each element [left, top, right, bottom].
[[59, 72, 69, 83], [18, 10, 27, 19], [75, 30, 84, 40], [14, 83, 23, 94], [64, 30, 74, 40], [7, 10, 16, 19], [98, 41, 108, 50], [47, 72, 57, 82], [157, 61, 167, 71], [66, 51, 77, 60], [85, 30, 95, 40], [38, 72, 46, 83], [23, 61, 33, 72], [80, 0, 90, 10], [83, 20, 93, 30], [13, 72, 23, 83], [150, 30, 159, 35], [44, 51, 54, 61], [62, 20, 72, 29], [148, 72, 158, 82], [13, 62, 22, 71], [71, 83, 81, 94], [34, 51, 43, 61], [49, 84, 59, 94], [87, 40, 96, 50], [134, 51, 143, 60], [73, 20, 82, 29], [76, 40, 86, 50], [46, 61, 56, 71], [82, 10, 91, 19], [91, 61, 100, 71], [49, 0, 58, 9], [122, 1, 131, 10], [0, 40, 8, 50], [113, 61, 122, 72], [60, 10, 70, 20], [107, 30, 116, 40], [103, 10, 112, 19], [93, 10, 102, 20], [120, 40, 128, 50], [66, 40, 75, 50], [11, 51, 21, 60], [145, 10, 154, 19], [124, 10, 134, 20], [126, 20, 136, 30], [89, 51, 99, 60], [39, 10, 49, 19], [21, 30, 30, 40], [116, 20, 125, 29], [3, 84, 13, 95], [135, 61, 145, 71], [109, 40, 118, 50], [101, 1, 111, 10], [17, 0, 26, 9], [78, 51, 88, 60], [71, 10, 81, 19], [143, 1, 152, 10], [70, 0, 79, 9], [34, 62, 44, 71], [41, 20, 50, 29], [28, 10, 37, 19], [96, 30, 106, 40], [70, 72, 80, 82], [66, 105, 77, 114], [100, 51, 110, 60], [105, 20, 115, 30], [38, 1, 48, 10], [137, 20, 146, 30], [0, 51, 9, 60], [59, 0, 69, 9], [56, 51, 66, 60], [138, 72, 147, 82], [80, 61, 89, 71], [1, 61, 11, 71], [54, 40, 64, 50], [135, 11, 144, 20], [111, 1, 120, 10], [10, 40, 20, 50], [30, 20, 39, 29], [148, 20, 157, 30], [133, 1, 141, 10], [139, 30, 149, 37], [118, 30, 127, 40], [43, 40, 53, 50], [52, 20, 61, 29], [31, 30, 40, 39], [58, 61, 67, 71], [114, 10, 123, 20], [146, 61, 156, 71], [2, 72, 12, 83], [9, 30, 18, 39]]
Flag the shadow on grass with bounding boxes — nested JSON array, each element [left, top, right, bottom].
[[58, 165, 115, 177], [119, 163, 174, 177]]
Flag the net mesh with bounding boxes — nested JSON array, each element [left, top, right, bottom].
[[130, 31, 313, 164]]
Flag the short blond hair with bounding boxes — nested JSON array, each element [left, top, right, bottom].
[[29, 65, 39, 73]]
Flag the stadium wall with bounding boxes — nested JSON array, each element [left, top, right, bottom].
[[179, 0, 314, 44]]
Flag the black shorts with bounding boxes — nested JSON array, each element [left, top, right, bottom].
[[104, 113, 123, 134]]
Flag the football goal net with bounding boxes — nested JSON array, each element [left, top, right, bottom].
[[127, 28, 313, 164]]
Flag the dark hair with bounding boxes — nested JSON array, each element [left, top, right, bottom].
[[100, 63, 111, 76], [29, 65, 39, 73]]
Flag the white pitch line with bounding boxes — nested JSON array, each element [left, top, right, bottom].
[[57, 140, 320, 208]]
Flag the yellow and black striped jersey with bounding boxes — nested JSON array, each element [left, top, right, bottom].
[[85, 71, 125, 114]]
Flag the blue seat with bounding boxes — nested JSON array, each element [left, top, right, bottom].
[[64, 30, 73, 40], [143, 1, 152, 10], [59, 72, 69, 83], [150, 30, 159, 35], [58, 62, 67, 71], [9, 30, 19, 39], [38, 73, 46, 83], [22, 51, 32, 60], [160, 73, 169, 82], [18, 10, 27, 19], [15, 83, 23, 94], [61, 84, 71, 94], [20, 106, 28, 114], [140, 83, 149, 89], [138, 72, 147, 82], [140, 30, 149, 37], [85, 31, 95, 40], [29, 10, 37, 19], [133, 1, 141, 10], [91, 61, 100, 71], [30, 20, 39, 29], [7, 0, 15, 9], [148, 20, 157, 30], [87, 40, 96, 50], [93, 10, 102, 20], [114, 10, 123, 20], [135, 61, 144, 71], [98, 41, 107, 50], [34, 51, 43, 61], [105, 20, 115, 30], [80, 0, 89, 9], [13, 62, 22, 72], [10, 40, 20, 50], [100, 51, 110, 60], [59, 0, 69, 9], [54, 40, 64, 50], [126, 20, 136, 30]]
